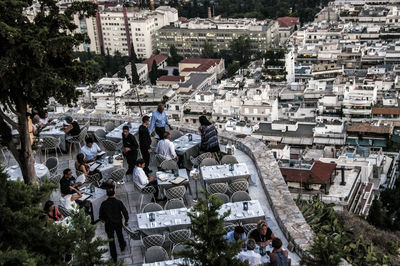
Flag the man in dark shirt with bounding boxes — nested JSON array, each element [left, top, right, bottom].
[[122, 125, 139, 175], [139, 115, 152, 174], [99, 188, 129, 263], [249, 220, 275, 246], [59, 168, 80, 196]]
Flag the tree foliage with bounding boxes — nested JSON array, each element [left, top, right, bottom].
[[178, 193, 249, 265], [167, 45, 183, 66], [131, 62, 140, 84], [149, 60, 158, 84], [201, 41, 217, 58]]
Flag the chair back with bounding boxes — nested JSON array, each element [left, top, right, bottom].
[[155, 154, 167, 167], [50, 174, 63, 184], [83, 121, 90, 130], [142, 234, 165, 249], [104, 122, 115, 133], [170, 130, 183, 141], [123, 225, 141, 240], [45, 157, 58, 176], [144, 246, 168, 263], [172, 244, 186, 259], [220, 155, 238, 165], [109, 168, 126, 183], [200, 158, 218, 166], [42, 136, 60, 149], [86, 173, 102, 187], [224, 223, 237, 234], [231, 191, 251, 202], [169, 229, 191, 245], [165, 185, 186, 200], [164, 199, 185, 210], [243, 223, 257, 235], [160, 159, 178, 171], [94, 129, 107, 142], [211, 193, 230, 204], [134, 182, 156, 195], [229, 180, 249, 194], [78, 128, 88, 146], [142, 203, 163, 213], [206, 182, 228, 194], [101, 139, 118, 153]]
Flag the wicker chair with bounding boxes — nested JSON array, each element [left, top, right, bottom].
[[231, 191, 251, 202], [243, 223, 257, 235], [211, 193, 230, 204], [41, 136, 62, 161], [45, 157, 58, 177], [206, 182, 228, 194], [165, 185, 186, 200], [68, 128, 87, 158], [83, 121, 90, 130], [172, 244, 186, 259], [58, 205, 71, 217], [86, 172, 102, 187], [164, 199, 185, 210], [94, 129, 107, 142], [123, 225, 141, 240], [160, 159, 178, 171], [190, 152, 212, 167], [200, 158, 218, 167], [144, 246, 169, 263], [134, 182, 157, 211], [220, 155, 239, 165], [170, 130, 183, 141], [224, 223, 237, 234], [155, 154, 167, 168], [50, 174, 63, 184], [104, 121, 115, 133], [228, 180, 249, 194], [142, 234, 165, 249], [169, 229, 191, 251], [142, 203, 163, 213], [100, 139, 120, 156]]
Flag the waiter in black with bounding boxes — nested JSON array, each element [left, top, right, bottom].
[[139, 115, 152, 174], [99, 188, 129, 263], [122, 125, 139, 175]]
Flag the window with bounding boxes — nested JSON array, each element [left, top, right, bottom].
[[175, 106, 179, 111]]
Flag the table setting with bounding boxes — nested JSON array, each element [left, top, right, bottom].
[[5, 163, 50, 182], [201, 163, 250, 184], [105, 122, 140, 142], [219, 200, 265, 223], [156, 168, 189, 189], [173, 133, 201, 169]]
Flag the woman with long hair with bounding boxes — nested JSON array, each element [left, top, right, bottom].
[[43, 200, 64, 221], [199, 116, 220, 155]]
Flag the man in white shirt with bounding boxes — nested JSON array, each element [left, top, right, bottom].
[[155, 132, 178, 161], [80, 137, 102, 162], [39, 110, 50, 128], [133, 159, 159, 199], [237, 239, 263, 265]]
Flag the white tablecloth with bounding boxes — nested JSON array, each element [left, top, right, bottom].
[[105, 122, 140, 143], [80, 186, 107, 222], [142, 259, 185, 266], [200, 163, 250, 184], [5, 163, 50, 181], [156, 168, 189, 190], [173, 134, 201, 169], [40, 125, 67, 151], [219, 200, 265, 223]]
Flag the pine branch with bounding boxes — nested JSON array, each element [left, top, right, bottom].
[[0, 107, 18, 130]]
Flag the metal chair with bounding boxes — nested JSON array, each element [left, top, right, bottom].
[[224, 223, 237, 234], [160, 159, 178, 171], [108, 168, 126, 190], [86, 173, 102, 187], [45, 157, 58, 177], [231, 191, 251, 202], [200, 158, 219, 166], [142, 234, 165, 249], [104, 121, 115, 133], [100, 139, 120, 156], [123, 225, 140, 240], [228, 180, 249, 194], [68, 128, 87, 158], [169, 229, 191, 251], [83, 121, 90, 130], [206, 182, 228, 194], [165, 185, 186, 200], [144, 246, 168, 263], [172, 244, 186, 259], [58, 205, 71, 217], [220, 155, 238, 165], [243, 223, 257, 235], [41, 136, 62, 162], [50, 174, 63, 184], [164, 199, 186, 210], [170, 130, 183, 141], [211, 193, 230, 204], [190, 152, 212, 167], [134, 182, 157, 211], [94, 129, 107, 142], [155, 154, 167, 168], [142, 203, 163, 213]]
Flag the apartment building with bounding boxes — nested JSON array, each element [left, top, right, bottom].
[[157, 17, 279, 57]]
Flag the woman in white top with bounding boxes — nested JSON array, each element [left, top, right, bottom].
[[60, 186, 82, 211]]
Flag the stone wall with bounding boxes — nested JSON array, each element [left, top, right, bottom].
[[176, 125, 314, 257]]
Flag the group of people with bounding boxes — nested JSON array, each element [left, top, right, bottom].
[[226, 220, 289, 266]]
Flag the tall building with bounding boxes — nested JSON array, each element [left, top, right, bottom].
[[157, 17, 279, 57]]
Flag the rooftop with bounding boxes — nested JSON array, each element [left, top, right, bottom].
[[280, 161, 337, 185]]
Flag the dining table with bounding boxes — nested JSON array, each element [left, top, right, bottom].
[[5, 163, 50, 181], [200, 163, 250, 184], [105, 122, 140, 143], [173, 134, 201, 169]]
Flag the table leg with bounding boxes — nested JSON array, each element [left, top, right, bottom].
[[194, 179, 198, 201]]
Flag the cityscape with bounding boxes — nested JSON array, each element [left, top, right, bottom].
[[1, 0, 400, 265]]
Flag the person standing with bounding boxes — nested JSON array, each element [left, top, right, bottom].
[[139, 115, 152, 174], [199, 115, 220, 154], [148, 103, 173, 139], [122, 125, 139, 175], [270, 238, 289, 266], [99, 189, 129, 263]]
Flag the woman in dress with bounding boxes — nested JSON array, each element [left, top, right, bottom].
[[198, 116, 220, 156]]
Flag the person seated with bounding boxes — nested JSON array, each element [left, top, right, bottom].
[[75, 153, 90, 175], [80, 137, 102, 162], [155, 131, 178, 161], [60, 186, 82, 211], [64, 116, 81, 152], [249, 220, 275, 246], [31, 115, 44, 136], [270, 238, 289, 266], [225, 225, 246, 243], [60, 168, 82, 196], [39, 110, 50, 128], [43, 200, 64, 221], [133, 159, 159, 199], [237, 239, 262, 265]]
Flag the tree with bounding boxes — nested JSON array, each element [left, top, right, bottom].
[[178, 193, 249, 265], [167, 45, 183, 66], [129, 43, 137, 63], [227, 61, 241, 77], [117, 66, 126, 78], [0, 0, 97, 184], [149, 60, 158, 85], [229, 36, 251, 66], [173, 68, 180, 76], [201, 41, 217, 58], [367, 199, 386, 228], [131, 62, 140, 84]]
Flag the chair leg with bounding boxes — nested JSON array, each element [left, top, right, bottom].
[[139, 194, 144, 212]]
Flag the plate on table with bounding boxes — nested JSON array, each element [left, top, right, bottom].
[[39, 166, 46, 170], [11, 165, 19, 169], [170, 177, 185, 185]]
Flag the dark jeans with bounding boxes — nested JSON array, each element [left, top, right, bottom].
[[105, 223, 126, 262], [140, 147, 151, 174], [125, 150, 138, 175], [155, 126, 165, 139], [147, 180, 159, 199]]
